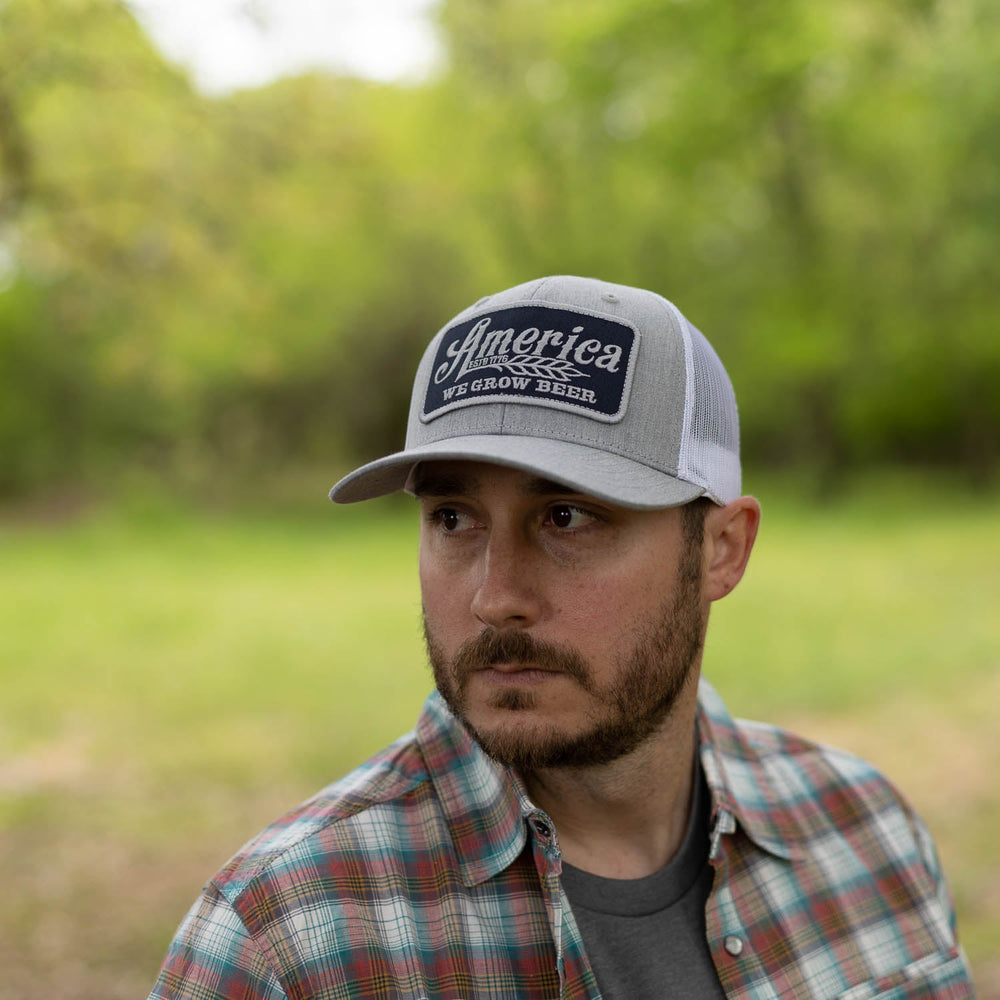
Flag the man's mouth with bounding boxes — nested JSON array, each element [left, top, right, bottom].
[[478, 661, 557, 673], [450, 628, 591, 688], [475, 664, 563, 685]]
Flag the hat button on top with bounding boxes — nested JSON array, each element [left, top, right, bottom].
[[601, 292, 619, 303]]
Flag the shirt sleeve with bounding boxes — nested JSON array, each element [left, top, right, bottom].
[[905, 803, 978, 996], [909, 805, 962, 945], [148, 882, 288, 1000]]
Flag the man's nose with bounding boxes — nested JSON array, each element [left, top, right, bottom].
[[470, 530, 542, 630]]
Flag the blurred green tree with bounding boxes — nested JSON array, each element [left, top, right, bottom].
[[435, 0, 1000, 485]]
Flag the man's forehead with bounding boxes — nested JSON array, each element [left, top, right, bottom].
[[410, 460, 583, 499]]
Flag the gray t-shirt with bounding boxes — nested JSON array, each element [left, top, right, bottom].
[[560, 766, 726, 999]]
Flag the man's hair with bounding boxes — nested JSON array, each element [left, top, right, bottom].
[[680, 497, 713, 551]]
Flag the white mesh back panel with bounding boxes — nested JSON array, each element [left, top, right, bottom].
[[671, 308, 741, 505]]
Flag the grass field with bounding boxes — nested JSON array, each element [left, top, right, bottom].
[[1, 478, 999, 999]]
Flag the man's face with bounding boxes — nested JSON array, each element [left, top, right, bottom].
[[416, 460, 708, 773]]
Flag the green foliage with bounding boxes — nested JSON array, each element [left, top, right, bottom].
[[435, 0, 1000, 480], [1, 0, 999, 497]]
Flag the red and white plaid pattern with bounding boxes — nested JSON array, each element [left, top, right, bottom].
[[150, 679, 974, 999]]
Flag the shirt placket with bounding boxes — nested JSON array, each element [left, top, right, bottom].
[[706, 805, 758, 999], [525, 810, 568, 996], [511, 775, 600, 1000]]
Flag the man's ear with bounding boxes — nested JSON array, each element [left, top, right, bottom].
[[702, 497, 761, 603]]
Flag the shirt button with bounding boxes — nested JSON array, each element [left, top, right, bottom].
[[531, 818, 552, 840], [724, 935, 744, 957]]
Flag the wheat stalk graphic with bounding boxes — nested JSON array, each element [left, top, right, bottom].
[[493, 355, 589, 382]]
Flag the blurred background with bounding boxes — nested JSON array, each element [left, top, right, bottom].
[[1, 0, 998, 996]]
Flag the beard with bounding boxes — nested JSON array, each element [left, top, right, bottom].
[[424, 537, 706, 773]]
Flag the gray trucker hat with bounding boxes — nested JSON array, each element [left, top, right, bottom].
[[330, 275, 741, 509]]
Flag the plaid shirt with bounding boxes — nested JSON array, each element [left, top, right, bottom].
[[150, 679, 974, 999]]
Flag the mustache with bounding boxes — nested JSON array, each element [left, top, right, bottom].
[[452, 628, 592, 685]]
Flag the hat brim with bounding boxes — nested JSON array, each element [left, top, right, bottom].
[[329, 435, 705, 510]]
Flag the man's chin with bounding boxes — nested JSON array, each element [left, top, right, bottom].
[[463, 718, 580, 772], [459, 704, 632, 772], [435, 675, 622, 771], [461, 688, 582, 737]]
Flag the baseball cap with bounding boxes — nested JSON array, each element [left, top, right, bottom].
[[330, 275, 741, 509]]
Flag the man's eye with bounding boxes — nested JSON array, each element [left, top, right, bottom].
[[434, 508, 469, 532], [546, 504, 596, 530]]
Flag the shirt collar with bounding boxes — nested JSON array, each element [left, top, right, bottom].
[[415, 690, 532, 886], [696, 676, 804, 860], [415, 679, 808, 884]]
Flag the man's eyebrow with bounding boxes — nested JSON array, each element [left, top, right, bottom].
[[409, 469, 581, 499], [410, 470, 479, 497], [521, 476, 581, 497]]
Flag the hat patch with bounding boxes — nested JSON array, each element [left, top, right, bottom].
[[421, 305, 638, 424]]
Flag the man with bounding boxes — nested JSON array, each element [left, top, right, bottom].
[[150, 276, 974, 999]]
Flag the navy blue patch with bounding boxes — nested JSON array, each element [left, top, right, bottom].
[[421, 305, 638, 423]]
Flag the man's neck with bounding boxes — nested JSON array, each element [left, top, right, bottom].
[[519, 685, 701, 880]]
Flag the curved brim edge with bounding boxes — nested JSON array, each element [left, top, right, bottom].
[[329, 435, 706, 510]]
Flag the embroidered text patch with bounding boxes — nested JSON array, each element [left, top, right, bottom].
[[421, 305, 638, 423]]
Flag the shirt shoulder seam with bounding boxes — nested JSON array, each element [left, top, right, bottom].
[[211, 734, 431, 902]]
